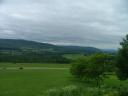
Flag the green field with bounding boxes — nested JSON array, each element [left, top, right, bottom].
[[0, 63, 128, 96], [0, 63, 70, 68], [0, 63, 73, 96]]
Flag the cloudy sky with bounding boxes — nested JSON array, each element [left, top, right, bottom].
[[0, 0, 128, 49]]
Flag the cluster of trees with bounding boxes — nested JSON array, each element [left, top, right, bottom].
[[71, 34, 128, 86], [0, 52, 70, 63], [71, 53, 115, 86]]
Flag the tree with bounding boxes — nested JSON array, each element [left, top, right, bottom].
[[70, 53, 113, 86], [116, 34, 128, 80]]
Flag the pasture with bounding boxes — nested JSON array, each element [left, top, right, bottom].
[[0, 63, 127, 96], [0, 63, 72, 96]]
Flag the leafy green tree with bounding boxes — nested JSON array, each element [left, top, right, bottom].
[[71, 53, 113, 86], [116, 34, 128, 80]]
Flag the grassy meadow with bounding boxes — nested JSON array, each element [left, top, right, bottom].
[[0, 63, 74, 96], [0, 63, 128, 96], [0, 63, 70, 68]]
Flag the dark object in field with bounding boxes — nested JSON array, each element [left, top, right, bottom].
[[2, 67, 6, 70], [19, 67, 23, 70]]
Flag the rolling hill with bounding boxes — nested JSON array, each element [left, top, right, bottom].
[[0, 39, 101, 54], [0, 39, 101, 63]]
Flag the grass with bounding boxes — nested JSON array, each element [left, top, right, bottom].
[[0, 63, 70, 68], [104, 75, 128, 88], [0, 67, 71, 96], [0, 63, 127, 96]]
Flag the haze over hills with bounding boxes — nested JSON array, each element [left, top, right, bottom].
[[101, 49, 117, 54]]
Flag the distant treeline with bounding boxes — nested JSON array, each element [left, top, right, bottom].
[[0, 39, 102, 63], [0, 52, 70, 63]]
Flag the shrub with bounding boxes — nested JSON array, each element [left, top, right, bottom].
[[2, 67, 6, 70], [44, 85, 119, 96], [45, 88, 61, 96], [19, 67, 23, 70], [70, 57, 88, 78], [45, 85, 83, 96], [116, 85, 128, 96]]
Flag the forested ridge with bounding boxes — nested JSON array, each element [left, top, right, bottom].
[[0, 39, 101, 63]]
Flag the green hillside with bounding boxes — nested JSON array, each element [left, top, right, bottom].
[[0, 39, 101, 63], [0, 39, 100, 53]]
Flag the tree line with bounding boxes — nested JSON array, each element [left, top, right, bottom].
[[0, 52, 70, 63]]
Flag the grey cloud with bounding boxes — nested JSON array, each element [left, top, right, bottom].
[[0, 0, 3, 3], [0, 0, 128, 49]]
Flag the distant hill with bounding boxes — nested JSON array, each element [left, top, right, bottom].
[[0, 39, 101, 63], [0, 39, 101, 54], [101, 49, 117, 54], [0, 39, 55, 50]]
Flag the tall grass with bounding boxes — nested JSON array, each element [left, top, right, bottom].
[[45, 85, 84, 96], [44, 85, 119, 96]]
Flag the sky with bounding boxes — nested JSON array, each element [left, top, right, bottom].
[[0, 0, 128, 49]]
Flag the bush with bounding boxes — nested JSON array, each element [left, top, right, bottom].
[[45, 85, 83, 96], [2, 67, 6, 70], [44, 85, 119, 96], [70, 57, 88, 78], [116, 85, 128, 96], [19, 67, 23, 70]]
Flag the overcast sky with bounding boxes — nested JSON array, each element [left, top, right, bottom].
[[0, 0, 128, 49]]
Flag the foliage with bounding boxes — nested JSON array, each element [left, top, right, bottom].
[[0, 39, 101, 63], [116, 85, 128, 96], [44, 85, 119, 96], [0, 63, 128, 96], [0, 52, 70, 63], [70, 53, 114, 82], [116, 34, 128, 80], [45, 85, 83, 96], [109, 84, 128, 96]]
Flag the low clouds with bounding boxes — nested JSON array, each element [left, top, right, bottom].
[[0, 0, 128, 49], [0, 0, 2, 3]]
